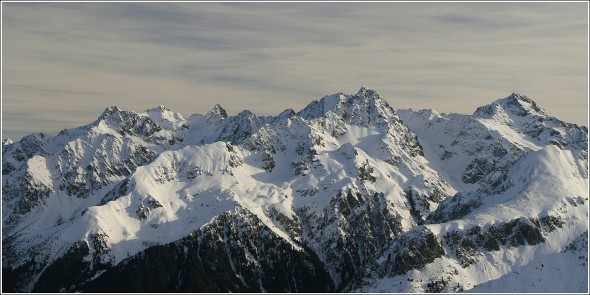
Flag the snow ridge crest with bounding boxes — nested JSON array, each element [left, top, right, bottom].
[[2, 87, 587, 293]]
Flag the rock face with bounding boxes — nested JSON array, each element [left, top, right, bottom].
[[30, 207, 333, 293], [2, 87, 588, 293]]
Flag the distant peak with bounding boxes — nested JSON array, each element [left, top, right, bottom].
[[508, 92, 526, 99], [297, 87, 395, 126], [507, 92, 539, 105], [501, 93, 545, 115], [2, 138, 13, 146], [98, 106, 123, 120], [474, 93, 546, 118], [413, 108, 442, 119], [354, 86, 383, 104], [237, 109, 254, 117], [506, 93, 531, 104], [21, 132, 48, 141], [297, 93, 342, 120], [143, 105, 187, 130], [105, 106, 121, 113], [206, 104, 228, 119], [146, 105, 169, 113], [356, 85, 376, 96], [278, 108, 296, 118]]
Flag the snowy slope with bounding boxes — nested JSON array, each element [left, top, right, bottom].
[[465, 231, 588, 293], [2, 87, 587, 293]]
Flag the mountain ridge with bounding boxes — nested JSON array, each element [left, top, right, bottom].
[[2, 87, 587, 293]]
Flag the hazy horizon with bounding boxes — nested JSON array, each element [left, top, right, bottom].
[[2, 2, 588, 140]]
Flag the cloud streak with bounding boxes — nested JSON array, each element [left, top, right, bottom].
[[2, 2, 588, 140]]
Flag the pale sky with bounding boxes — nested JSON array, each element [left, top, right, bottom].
[[2, 2, 588, 140]]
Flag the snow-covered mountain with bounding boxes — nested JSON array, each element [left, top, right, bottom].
[[2, 87, 588, 292]]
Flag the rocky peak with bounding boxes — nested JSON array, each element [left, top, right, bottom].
[[297, 93, 343, 120], [96, 106, 126, 125], [99, 106, 122, 118], [145, 105, 169, 114], [232, 109, 263, 128], [474, 93, 546, 118], [2, 88, 586, 293], [298, 86, 397, 128], [347, 86, 388, 110], [3, 138, 14, 147], [18, 133, 48, 158], [335, 86, 397, 127], [95, 106, 162, 137], [276, 108, 296, 121], [217, 110, 266, 144], [502, 93, 546, 115], [206, 104, 228, 120], [235, 109, 255, 119], [144, 105, 187, 130], [354, 85, 379, 101]]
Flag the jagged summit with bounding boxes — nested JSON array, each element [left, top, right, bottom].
[[349, 86, 386, 108], [97, 105, 122, 119], [355, 85, 379, 98], [2, 88, 587, 293], [297, 86, 396, 128], [338, 86, 397, 127], [276, 108, 296, 120], [144, 105, 188, 131], [236, 109, 255, 118], [206, 104, 228, 119], [398, 108, 442, 121], [468, 93, 587, 149], [500, 92, 546, 115], [297, 86, 381, 119], [2, 138, 14, 147], [474, 93, 547, 119], [297, 92, 343, 120], [96, 105, 130, 123], [145, 105, 169, 113]]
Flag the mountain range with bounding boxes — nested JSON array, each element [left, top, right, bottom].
[[1, 86, 588, 292]]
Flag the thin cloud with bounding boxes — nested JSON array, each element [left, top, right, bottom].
[[1, 2, 587, 140]]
